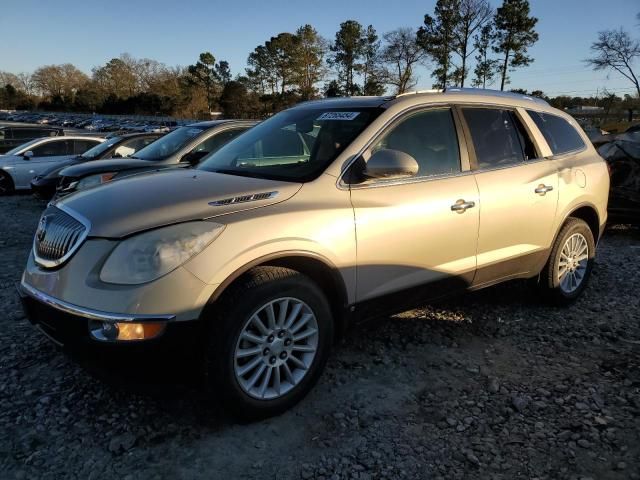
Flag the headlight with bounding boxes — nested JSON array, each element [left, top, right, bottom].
[[76, 172, 117, 190], [100, 221, 225, 284]]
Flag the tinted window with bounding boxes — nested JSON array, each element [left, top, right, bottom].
[[527, 111, 585, 155], [463, 108, 526, 169], [134, 126, 205, 160], [193, 128, 246, 155], [370, 109, 460, 178], [31, 140, 72, 157], [73, 140, 100, 154], [12, 129, 39, 139]]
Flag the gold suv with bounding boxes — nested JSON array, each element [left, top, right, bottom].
[[20, 89, 609, 419]]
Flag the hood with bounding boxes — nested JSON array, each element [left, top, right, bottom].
[[60, 158, 171, 178], [58, 168, 302, 238], [41, 157, 82, 178]]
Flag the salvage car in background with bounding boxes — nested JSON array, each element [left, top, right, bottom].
[[0, 126, 65, 154], [55, 120, 255, 197], [598, 132, 640, 224], [31, 132, 163, 200], [19, 89, 609, 420], [0, 136, 104, 195]]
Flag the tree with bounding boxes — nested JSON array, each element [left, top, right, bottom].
[[586, 29, 640, 99], [215, 61, 232, 85], [472, 23, 500, 88], [32, 64, 89, 103], [92, 56, 139, 98], [381, 28, 427, 94], [292, 25, 328, 100], [417, 0, 461, 89], [453, 0, 493, 87], [330, 20, 366, 95], [187, 52, 221, 112], [360, 25, 385, 95], [219, 80, 260, 118], [493, 0, 539, 91]]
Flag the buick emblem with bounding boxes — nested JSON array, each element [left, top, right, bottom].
[[36, 215, 49, 242]]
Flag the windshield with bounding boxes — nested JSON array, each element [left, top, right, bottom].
[[133, 126, 205, 160], [4, 138, 41, 156], [81, 136, 121, 159], [197, 107, 382, 182]]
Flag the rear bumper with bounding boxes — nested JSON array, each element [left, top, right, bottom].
[[18, 281, 202, 351]]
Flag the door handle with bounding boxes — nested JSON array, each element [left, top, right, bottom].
[[535, 184, 554, 195], [451, 199, 476, 213]]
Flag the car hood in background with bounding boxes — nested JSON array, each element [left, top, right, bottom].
[[57, 168, 303, 238], [59, 158, 171, 178]]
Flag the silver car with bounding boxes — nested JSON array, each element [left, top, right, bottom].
[[20, 89, 609, 420], [0, 136, 104, 194]]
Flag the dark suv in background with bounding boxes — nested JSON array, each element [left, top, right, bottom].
[[55, 120, 256, 197], [31, 132, 163, 200], [0, 126, 65, 154]]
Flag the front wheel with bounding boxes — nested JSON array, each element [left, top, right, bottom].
[[206, 266, 334, 420], [0, 171, 14, 196], [537, 217, 596, 304]]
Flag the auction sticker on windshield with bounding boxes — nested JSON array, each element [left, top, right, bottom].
[[317, 112, 360, 121]]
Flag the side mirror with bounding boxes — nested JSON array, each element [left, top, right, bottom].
[[181, 150, 207, 165], [363, 149, 418, 180], [23, 150, 34, 160]]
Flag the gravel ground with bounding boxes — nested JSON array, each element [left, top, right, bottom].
[[1, 194, 639, 480]]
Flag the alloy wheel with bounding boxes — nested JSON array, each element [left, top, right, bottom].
[[233, 297, 319, 400], [557, 233, 589, 294]]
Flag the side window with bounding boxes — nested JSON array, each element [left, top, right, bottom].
[[73, 140, 100, 154], [194, 128, 246, 155], [12, 129, 35, 140], [369, 109, 461, 178], [527, 110, 586, 155], [112, 138, 148, 158], [462, 108, 527, 170], [31, 140, 72, 157]]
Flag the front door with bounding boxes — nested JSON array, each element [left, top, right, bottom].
[[348, 107, 479, 307], [13, 139, 74, 188]]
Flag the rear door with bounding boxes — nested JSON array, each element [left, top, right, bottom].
[[349, 107, 479, 307], [459, 106, 559, 286]]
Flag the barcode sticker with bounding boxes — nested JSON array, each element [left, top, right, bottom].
[[317, 112, 360, 121]]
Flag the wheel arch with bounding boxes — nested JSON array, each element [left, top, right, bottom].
[[565, 203, 601, 243], [205, 251, 351, 339]]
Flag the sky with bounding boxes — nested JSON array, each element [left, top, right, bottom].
[[1, 0, 639, 98]]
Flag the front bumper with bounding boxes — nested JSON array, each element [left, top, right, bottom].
[[18, 281, 201, 349], [30, 177, 58, 200]]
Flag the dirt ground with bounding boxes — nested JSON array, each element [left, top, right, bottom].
[[1, 194, 639, 479]]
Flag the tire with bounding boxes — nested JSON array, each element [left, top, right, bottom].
[[205, 266, 334, 420], [536, 217, 596, 305], [0, 171, 14, 196]]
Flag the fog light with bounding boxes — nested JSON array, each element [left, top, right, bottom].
[[89, 321, 166, 342]]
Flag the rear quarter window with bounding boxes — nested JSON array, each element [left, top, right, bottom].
[[527, 111, 585, 156]]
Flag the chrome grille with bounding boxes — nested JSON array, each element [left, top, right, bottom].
[[33, 206, 89, 268]]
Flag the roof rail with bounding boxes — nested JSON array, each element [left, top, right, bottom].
[[395, 89, 443, 98], [443, 87, 549, 105]]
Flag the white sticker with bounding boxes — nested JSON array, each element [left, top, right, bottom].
[[317, 112, 360, 121]]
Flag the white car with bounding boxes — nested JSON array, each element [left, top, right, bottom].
[[0, 136, 104, 195]]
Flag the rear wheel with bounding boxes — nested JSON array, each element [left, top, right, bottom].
[[537, 218, 595, 304], [206, 266, 333, 420], [0, 171, 14, 196]]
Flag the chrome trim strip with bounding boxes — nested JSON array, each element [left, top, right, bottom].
[[32, 204, 91, 269], [19, 281, 176, 323]]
